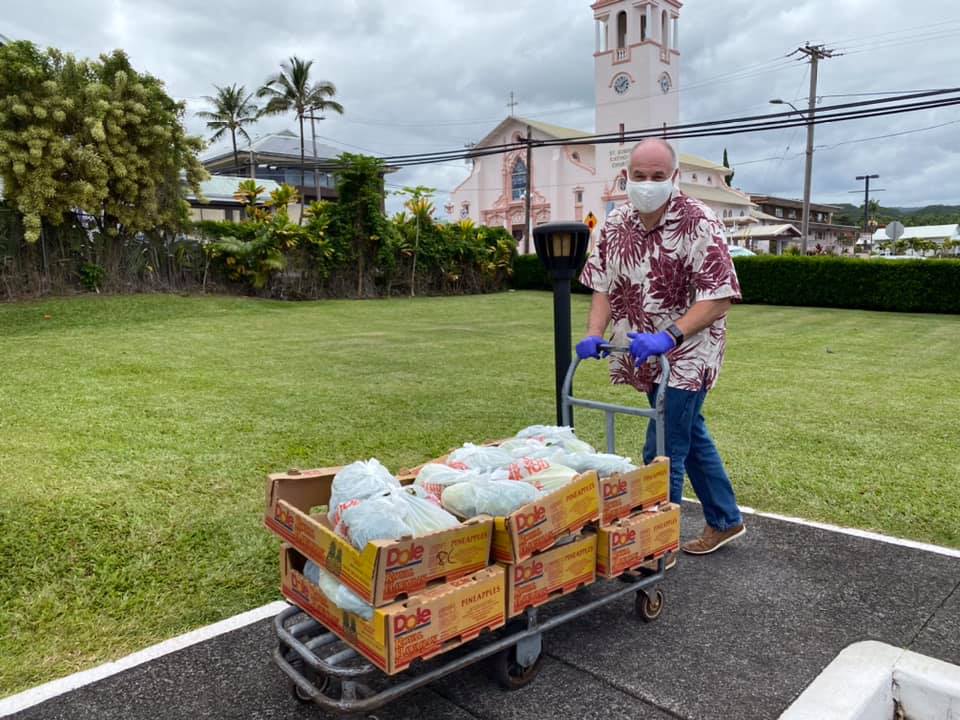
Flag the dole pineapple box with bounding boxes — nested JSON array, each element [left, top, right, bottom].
[[281, 545, 506, 675], [596, 503, 681, 579], [504, 532, 597, 618], [492, 470, 601, 563], [598, 457, 671, 525], [265, 467, 493, 606]]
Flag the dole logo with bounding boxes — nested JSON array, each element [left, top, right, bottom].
[[612, 528, 637, 547], [393, 607, 431, 636], [387, 544, 425, 570], [603, 479, 628, 500], [514, 560, 544, 585], [274, 505, 295, 532], [516, 505, 547, 533]]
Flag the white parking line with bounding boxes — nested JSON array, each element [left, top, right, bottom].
[[0, 601, 288, 717]]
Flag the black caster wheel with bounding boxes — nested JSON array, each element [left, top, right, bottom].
[[290, 671, 335, 704], [635, 588, 665, 622], [491, 645, 544, 690]]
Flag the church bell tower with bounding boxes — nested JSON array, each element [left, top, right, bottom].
[[592, 0, 681, 196]]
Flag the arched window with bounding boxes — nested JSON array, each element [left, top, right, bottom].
[[511, 159, 527, 201], [641, 14, 647, 41], [661, 10, 669, 48], [617, 11, 627, 49], [692, 173, 698, 183]]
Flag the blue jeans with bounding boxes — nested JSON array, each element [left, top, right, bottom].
[[644, 387, 743, 532]]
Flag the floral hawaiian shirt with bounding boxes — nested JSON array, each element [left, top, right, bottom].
[[579, 191, 742, 393]]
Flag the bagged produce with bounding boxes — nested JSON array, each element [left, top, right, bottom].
[[442, 479, 538, 518], [304, 560, 374, 620], [514, 425, 596, 454], [497, 437, 549, 459], [414, 463, 483, 497], [328, 459, 400, 529], [447, 443, 514, 471], [559, 452, 637, 477], [339, 495, 413, 550], [390, 486, 461, 536], [490, 456, 556, 482], [523, 463, 579, 493]]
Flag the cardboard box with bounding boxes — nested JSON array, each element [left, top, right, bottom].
[[265, 467, 493, 606], [504, 532, 597, 618], [281, 545, 506, 675], [596, 503, 680, 579], [492, 471, 601, 563], [598, 457, 670, 525]]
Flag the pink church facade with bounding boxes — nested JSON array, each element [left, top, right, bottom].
[[450, 0, 754, 252]]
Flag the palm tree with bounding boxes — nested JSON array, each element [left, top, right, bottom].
[[258, 57, 344, 223], [196, 84, 260, 176], [396, 186, 436, 297]]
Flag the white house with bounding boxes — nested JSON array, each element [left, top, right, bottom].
[[871, 224, 960, 255], [449, 0, 754, 253]]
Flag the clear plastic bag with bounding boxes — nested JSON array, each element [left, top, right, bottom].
[[390, 486, 461, 536], [442, 479, 538, 518], [514, 425, 596, 454], [303, 560, 374, 620], [339, 495, 413, 550], [559, 452, 637, 476], [523, 464, 579, 493], [497, 437, 549, 459], [414, 463, 482, 497], [328, 459, 400, 529], [447, 443, 514, 471]]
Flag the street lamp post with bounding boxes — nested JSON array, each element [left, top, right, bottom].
[[770, 98, 815, 254], [533, 222, 591, 427]]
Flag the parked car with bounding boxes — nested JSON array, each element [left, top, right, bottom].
[[728, 245, 756, 257]]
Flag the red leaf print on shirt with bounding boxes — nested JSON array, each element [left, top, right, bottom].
[[696, 241, 737, 293], [647, 252, 691, 311], [606, 215, 645, 270], [610, 356, 658, 392], [609, 276, 646, 328]]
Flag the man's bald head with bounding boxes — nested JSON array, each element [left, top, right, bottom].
[[627, 139, 679, 182]]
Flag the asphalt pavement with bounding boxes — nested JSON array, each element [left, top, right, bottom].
[[8, 504, 960, 720]]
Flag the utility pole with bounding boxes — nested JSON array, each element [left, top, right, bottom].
[[524, 124, 533, 255], [849, 176, 885, 253], [305, 112, 324, 204], [794, 43, 837, 254]]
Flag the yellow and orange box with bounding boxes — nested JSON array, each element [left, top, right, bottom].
[[281, 545, 505, 675], [596, 503, 681, 579], [503, 532, 597, 618], [265, 467, 493, 606], [492, 471, 601, 563], [598, 457, 670, 525]]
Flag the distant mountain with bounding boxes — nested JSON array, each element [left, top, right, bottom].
[[832, 203, 960, 227]]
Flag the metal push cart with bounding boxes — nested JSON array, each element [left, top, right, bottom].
[[273, 348, 671, 717]]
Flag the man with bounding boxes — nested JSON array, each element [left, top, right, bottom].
[[576, 138, 745, 557]]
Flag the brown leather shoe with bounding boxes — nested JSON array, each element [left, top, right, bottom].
[[681, 524, 746, 555]]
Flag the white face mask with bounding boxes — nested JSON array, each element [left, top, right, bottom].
[[626, 176, 675, 214]]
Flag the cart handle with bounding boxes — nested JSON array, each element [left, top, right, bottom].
[[561, 344, 670, 457]]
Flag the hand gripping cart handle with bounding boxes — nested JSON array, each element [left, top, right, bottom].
[[561, 344, 670, 459]]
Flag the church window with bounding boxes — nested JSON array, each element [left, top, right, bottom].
[[662, 10, 669, 47], [641, 14, 647, 41], [575, 190, 583, 204], [617, 11, 627, 49], [511, 159, 527, 201]]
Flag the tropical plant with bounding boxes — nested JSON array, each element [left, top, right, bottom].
[[395, 185, 436, 296], [0, 41, 206, 244], [265, 183, 300, 218], [257, 57, 344, 223], [195, 84, 259, 175]]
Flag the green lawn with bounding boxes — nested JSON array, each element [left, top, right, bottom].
[[1, 292, 958, 695]]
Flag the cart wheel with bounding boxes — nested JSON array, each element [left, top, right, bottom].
[[491, 645, 544, 690], [635, 588, 665, 622], [289, 671, 334, 704]]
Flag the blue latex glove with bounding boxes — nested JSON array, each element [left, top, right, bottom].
[[575, 335, 608, 360], [627, 331, 676, 365]]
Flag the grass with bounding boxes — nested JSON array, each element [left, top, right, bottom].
[[1, 291, 958, 695]]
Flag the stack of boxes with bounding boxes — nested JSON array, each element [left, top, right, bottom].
[[263, 453, 679, 674], [264, 467, 505, 674]]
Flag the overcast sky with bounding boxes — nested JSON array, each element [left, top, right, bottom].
[[6, 1, 960, 214]]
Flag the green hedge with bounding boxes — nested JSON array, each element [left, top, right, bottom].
[[512, 254, 960, 313], [733, 256, 960, 314], [511, 255, 591, 293]]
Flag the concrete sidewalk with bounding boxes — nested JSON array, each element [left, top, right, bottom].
[[8, 505, 960, 720]]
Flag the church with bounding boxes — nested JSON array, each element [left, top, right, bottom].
[[449, 0, 754, 252]]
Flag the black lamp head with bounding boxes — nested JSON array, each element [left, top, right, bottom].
[[533, 221, 591, 279]]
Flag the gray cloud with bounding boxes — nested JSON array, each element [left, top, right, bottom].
[[7, 0, 960, 212]]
